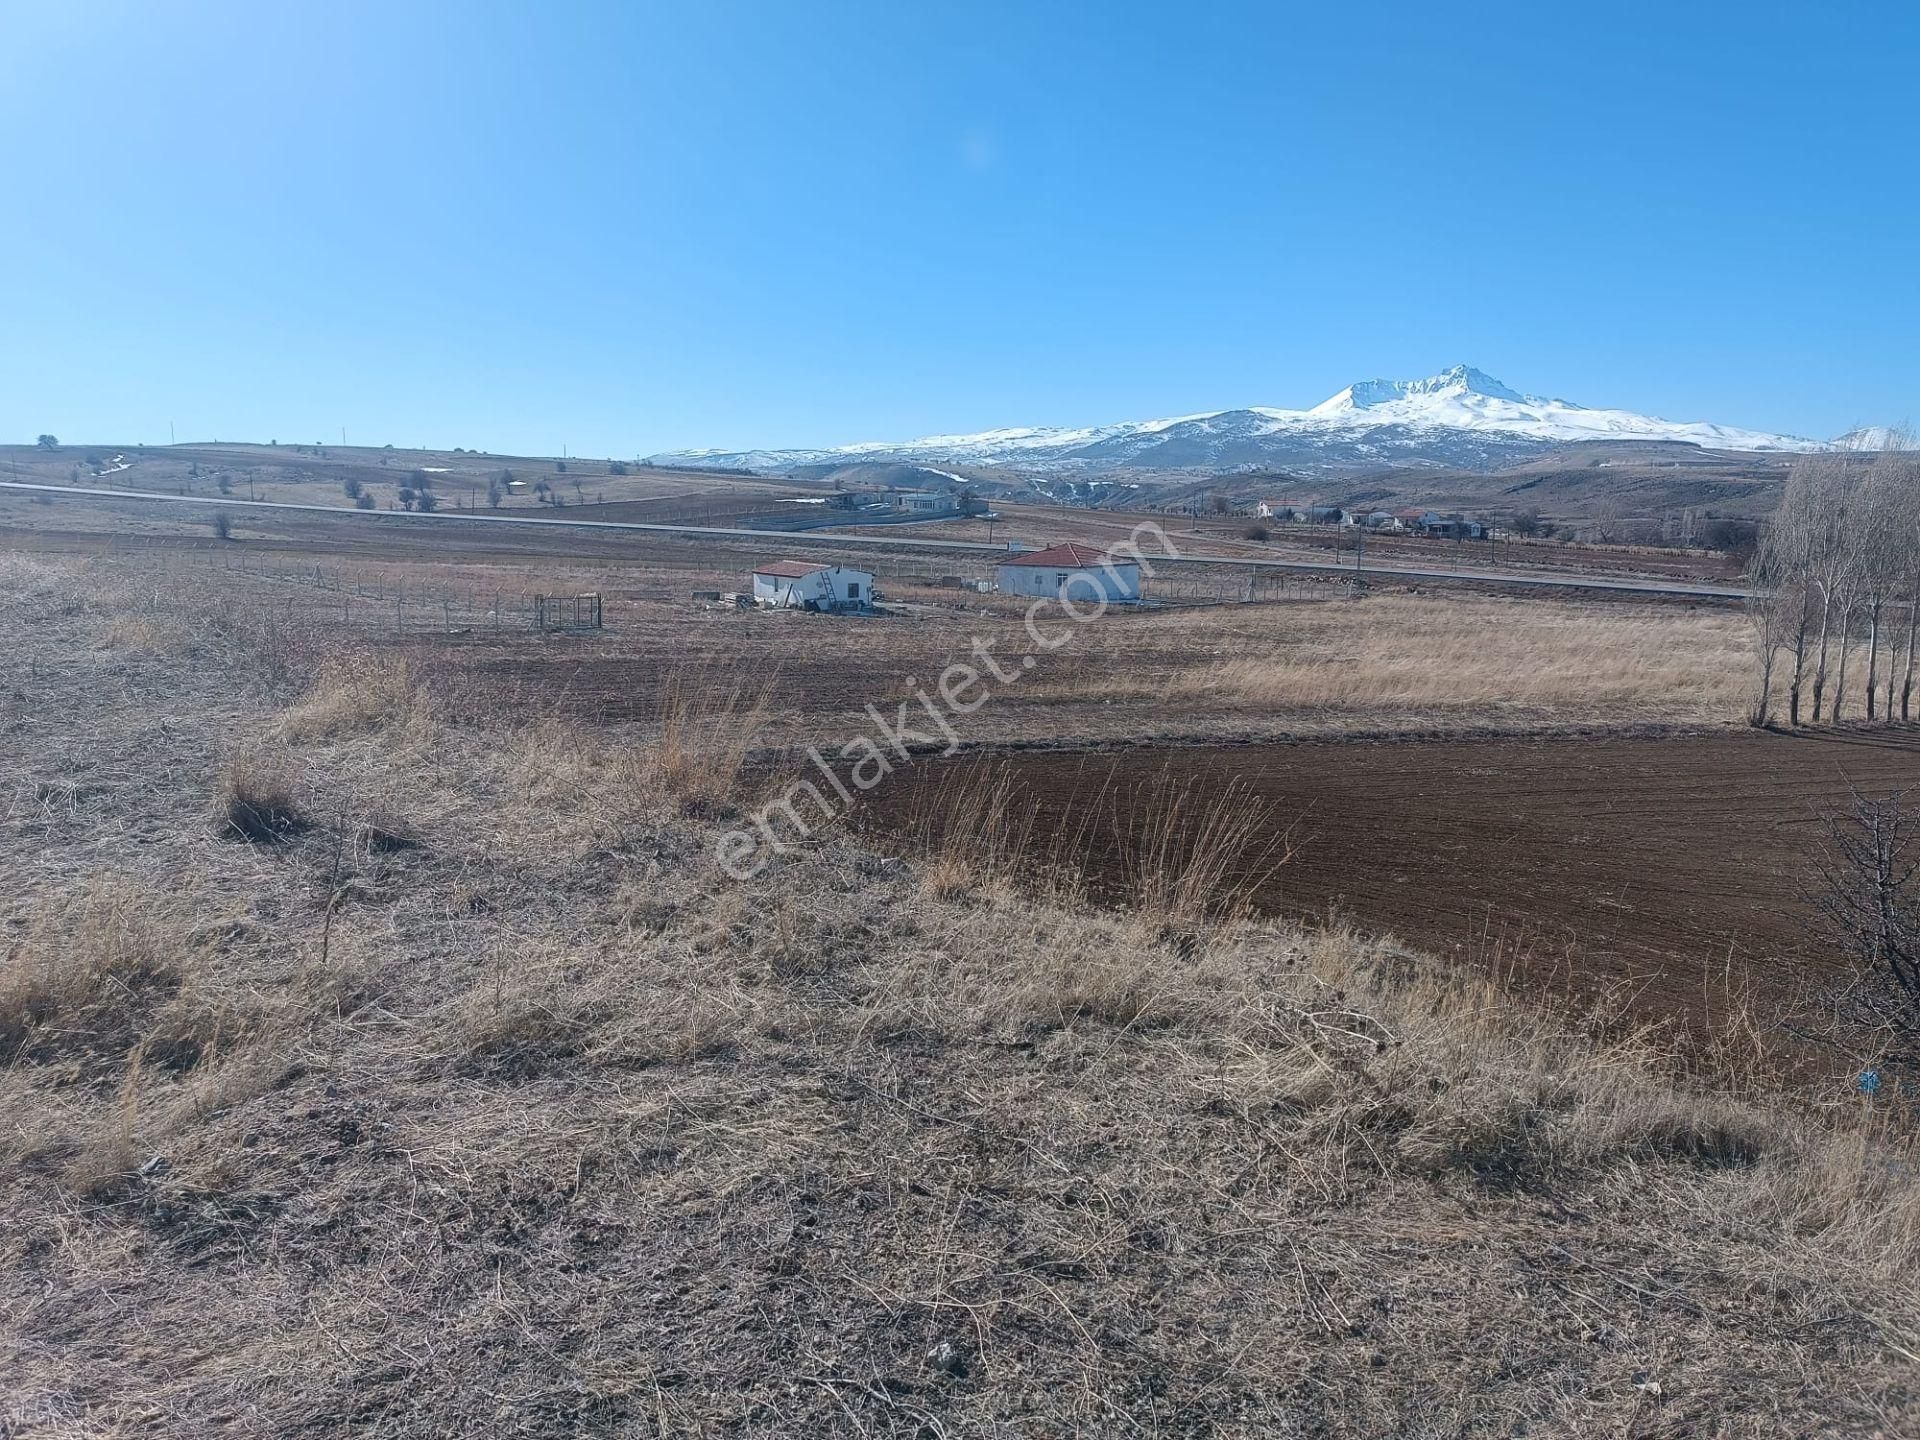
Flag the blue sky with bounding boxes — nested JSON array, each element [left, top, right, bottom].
[[3, 0, 1915, 456]]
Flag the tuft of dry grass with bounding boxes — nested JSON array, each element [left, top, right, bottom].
[[0, 881, 202, 1056], [274, 653, 429, 742], [648, 667, 772, 814], [212, 746, 306, 841], [502, 667, 772, 839], [892, 763, 1288, 925]]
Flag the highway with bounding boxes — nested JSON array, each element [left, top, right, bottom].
[[0, 481, 1752, 601]]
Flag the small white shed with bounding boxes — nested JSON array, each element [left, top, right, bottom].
[[750, 560, 874, 611], [995, 542, 1142, 605]]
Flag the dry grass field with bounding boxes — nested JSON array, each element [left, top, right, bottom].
[[2, 443, 1751, 590], [2, 523, 1914, 1435], [0, 443, 802, 518], [0, 490, 1757, 749]]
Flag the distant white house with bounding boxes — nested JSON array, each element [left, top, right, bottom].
[[893, 489, 956, 514], [995, 542, 1142, 605], [1257, 498, 1308, 521], [750, 560, 875, 611]]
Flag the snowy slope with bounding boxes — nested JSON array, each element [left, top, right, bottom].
[[649, 365, 1822, 476]]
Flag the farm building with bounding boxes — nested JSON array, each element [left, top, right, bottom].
[[750, 560, 875, 612], [892, 489, 956, 514], [1257, 498, 1314, 521], [995, 542, 1142, 605], [1425, 514, 1488, 539]]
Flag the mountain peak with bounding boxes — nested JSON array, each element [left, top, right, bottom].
[[1421, 364, 1524, 400], [1313, 365, 1526, 414]]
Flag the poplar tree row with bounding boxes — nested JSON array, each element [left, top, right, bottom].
[[1751, 446, 1920, 728]]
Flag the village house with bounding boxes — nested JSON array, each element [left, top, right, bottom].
[[749, 559, 875, 611], [1426, 514, 1488, 539], [892, 489, 956, 515], [1256, 498, 1308, 521], [994, 541, 1143, 605]]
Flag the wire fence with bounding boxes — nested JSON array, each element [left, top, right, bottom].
[[69, 543, 623, 636]]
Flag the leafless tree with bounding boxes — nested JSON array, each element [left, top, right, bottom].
[[1752, 464, 1821, 725], [1737, 448, 1920, 731], [1801, 457, 1855, 721], [1817, 787, 1920, 1051], [1588, 497, 1624, 545]]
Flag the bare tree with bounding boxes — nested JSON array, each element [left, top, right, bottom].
[[1852, 457, 1906, 722], [1756, 450, 1920, 730], [1746, 584, 1794, 727], [1802, 457, 1855, 721], [1879, 442, 1920, 721], [1818, 787, 1920, 1049], [1588, 497, 1624, 545], [1754, 465, 1822, 726]]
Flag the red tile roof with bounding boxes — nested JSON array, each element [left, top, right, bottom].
[[753, 559, 833, 579], [998, 542, 1135, 569]]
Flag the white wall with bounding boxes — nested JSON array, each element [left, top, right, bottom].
[[751, 566, 874, 608], [995, 562, 1141, 604]]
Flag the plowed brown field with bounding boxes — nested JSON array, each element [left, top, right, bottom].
[[858, 728, 1920, 1038]]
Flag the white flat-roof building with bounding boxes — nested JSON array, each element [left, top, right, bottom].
[[750, 560, 875, 611]]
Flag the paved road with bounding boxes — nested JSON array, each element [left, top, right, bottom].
[[0, 480, 1753, 601]]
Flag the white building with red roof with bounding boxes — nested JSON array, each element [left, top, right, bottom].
[[750, 559, 875, 611], [994, 542, 1142, 605]]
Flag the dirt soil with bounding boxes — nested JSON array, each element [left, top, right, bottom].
[[857, 727, 1920, 1046]]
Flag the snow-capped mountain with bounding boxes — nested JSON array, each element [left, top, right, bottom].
[[1835, 426, 1914, 451], [649, 365, 1821, 477]]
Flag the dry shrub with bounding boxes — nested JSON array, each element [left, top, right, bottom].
[[0, 881, 204, 1056], [214, 747, 306, 841], [275, 653, 427, 742]]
